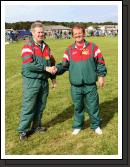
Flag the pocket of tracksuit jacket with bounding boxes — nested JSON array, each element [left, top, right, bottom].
[[25, 78, 41, 89]]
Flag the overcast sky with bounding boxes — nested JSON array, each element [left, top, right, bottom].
[[3, 2, 119, 23]]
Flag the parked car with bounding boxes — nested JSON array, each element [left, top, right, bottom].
[[17, 30, 32, 40]]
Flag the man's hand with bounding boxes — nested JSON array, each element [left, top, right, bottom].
[[97, 77, 105, 88], [51, 79, 57, 89], [45, 66, 57, 75]]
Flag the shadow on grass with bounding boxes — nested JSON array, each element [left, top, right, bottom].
[[84, 97, 118, 129], [45, 105, 74, 128], [100, 97, 118, 128], [45, 97, 118, 129]]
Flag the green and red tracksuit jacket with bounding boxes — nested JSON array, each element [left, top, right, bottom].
[[21, 39, 56, 80], [56, 40, 107, 85]]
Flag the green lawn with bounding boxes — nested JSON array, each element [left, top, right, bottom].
[[5, 37, 118, 155]]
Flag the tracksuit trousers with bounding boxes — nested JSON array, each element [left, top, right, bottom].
[[71, 84, 100, 130], [17, 77, 49, 133]]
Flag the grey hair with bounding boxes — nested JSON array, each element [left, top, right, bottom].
[[31, 22, 44, 32]]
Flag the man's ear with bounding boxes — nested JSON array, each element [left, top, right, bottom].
[[31, 31, 34, 36]]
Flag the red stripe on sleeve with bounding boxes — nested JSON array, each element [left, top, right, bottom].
[[22, 45, 33, 50], [98, 60, 105, 64], [94, 45, 99, 53], [62, 58, 68, 62], [22, 58, 33, 64], [22, 52, 33, 57], [96, 53, 102, 59], [64, 50, 69, 55]]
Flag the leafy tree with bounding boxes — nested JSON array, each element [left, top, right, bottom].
[[5, 21, 117, 30]]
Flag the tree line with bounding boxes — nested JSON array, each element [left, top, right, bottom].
[[5, 21, 117, 30]]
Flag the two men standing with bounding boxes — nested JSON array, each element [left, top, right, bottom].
[[18, 22, 107, 140]]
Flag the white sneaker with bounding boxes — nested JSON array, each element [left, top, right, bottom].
[[72, 128, 81, 135], [95, 127, 102, 135]]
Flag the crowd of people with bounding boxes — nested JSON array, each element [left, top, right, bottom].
[[5, 30, 18, 42], [87, 29, 118, 37], [5, 27, 117, 43], [54, 30, 72, 39]]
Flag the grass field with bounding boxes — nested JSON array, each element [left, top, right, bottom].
[[5, 37, 118, 156]]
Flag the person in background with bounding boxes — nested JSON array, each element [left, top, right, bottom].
[[17, 22, 56, 140]]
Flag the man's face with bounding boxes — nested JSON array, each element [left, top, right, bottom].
[[32, 27, 44, 43], [72, 28, 85, 43]]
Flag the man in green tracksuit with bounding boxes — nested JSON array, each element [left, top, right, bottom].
[[17, 22, 56, 140], [53, 24, 107, 135]]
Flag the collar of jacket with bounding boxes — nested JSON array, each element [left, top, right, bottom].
[[71, 40, 89, 49], [31, 38, 46, 51], [32, 38, 44, 46]]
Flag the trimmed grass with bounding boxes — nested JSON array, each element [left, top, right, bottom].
[[5, 37, 118, 155]]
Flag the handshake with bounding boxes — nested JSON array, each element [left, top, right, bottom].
[[45, 66, 57, 75]]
